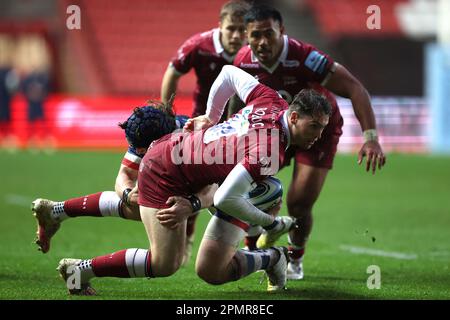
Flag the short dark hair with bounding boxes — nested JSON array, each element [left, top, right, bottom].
[[288, 89, 332, 118], [220, 1, 251, 22], [119, 99, 176, 149], [244, 4, 283, 26]]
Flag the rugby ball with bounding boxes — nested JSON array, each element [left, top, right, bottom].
[[246, 177, 283, 212]]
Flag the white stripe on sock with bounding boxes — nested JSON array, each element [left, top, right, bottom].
[[125, 248, 149, 278]]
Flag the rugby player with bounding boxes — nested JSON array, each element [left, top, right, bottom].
[[159, 0, 250, 249], [160, 0, 249, 117], [31, 101, 210, 265], [56, 66, 329, 294], [228, 5, 386, 280]]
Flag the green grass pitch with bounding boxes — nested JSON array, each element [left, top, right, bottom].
[[0, 150, 449, 300]]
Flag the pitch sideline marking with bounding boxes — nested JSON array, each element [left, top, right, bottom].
[[339, 244, 418, 260], [5, 194, 34, 207]]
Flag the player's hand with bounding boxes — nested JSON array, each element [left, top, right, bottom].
[[357, 140, 386, 174], [156, 196, 194, 229], [183, 115, 214, 132], [127, 186, 139, 207]]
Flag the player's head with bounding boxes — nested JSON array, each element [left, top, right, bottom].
[[287, 89, 331, 149], [119, 100, 176, 155], [244, 5, 285, 67], [219, 1, 250, 56]]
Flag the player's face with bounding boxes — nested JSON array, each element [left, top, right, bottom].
[[246, 18, 284, 67], [219, 15, 246, 56], [289, 112, 329, 149]]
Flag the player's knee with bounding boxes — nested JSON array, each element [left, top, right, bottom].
[[196, 264, 226, 285], [152, 256, 182, 277], [197, 270, 226, 285], [157, 268, 178, 277], [154, 262, 181, 277]]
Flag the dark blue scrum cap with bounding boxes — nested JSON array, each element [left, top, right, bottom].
[[120, 105, 176, 149]]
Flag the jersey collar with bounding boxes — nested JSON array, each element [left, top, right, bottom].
[[213, 28, 235, 63], [251, 35, 289, 74]]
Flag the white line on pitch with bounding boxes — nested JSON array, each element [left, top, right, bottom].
[[339, 245, 418, 260], [4, 194, 33, 207]]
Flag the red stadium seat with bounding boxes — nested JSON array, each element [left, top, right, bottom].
[[306, 0, 409, 38], [68, 0, 224, 95]]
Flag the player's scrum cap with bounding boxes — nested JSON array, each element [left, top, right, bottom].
[[119, 104, 176, 149]]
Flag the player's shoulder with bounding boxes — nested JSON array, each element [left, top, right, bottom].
[[182, 28, 215, 49], [286, 36, 316, 57], [234, 45, 255, 67]]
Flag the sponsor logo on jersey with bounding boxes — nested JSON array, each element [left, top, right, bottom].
[[282, 60, 300, 67], [239, 63, 260, 69]]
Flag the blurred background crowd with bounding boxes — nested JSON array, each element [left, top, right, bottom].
[[0, 0, 448, 153]]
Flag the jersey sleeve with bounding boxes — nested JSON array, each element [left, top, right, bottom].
[[298, 42, 335, 84], [244, 83, 283, 106], [206, 65, 260, 124], [121, 148, 143, 171], [213, 163, 275, 227], [170, 35, 199, 74]]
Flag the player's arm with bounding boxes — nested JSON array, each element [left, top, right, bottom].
[[115, 164, 138, 207], [162, 36, 196, 104], [184, 65, 259, 131], [156, 184, 219, 229], [213, 163, 275, 227], [324, 63, 386, 174], [158, 164, 277, 229], [160, 64, 183, 104]]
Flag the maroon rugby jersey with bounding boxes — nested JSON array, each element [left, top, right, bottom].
[[234, 35, 336, 102], [234, 35, 343, 169], [170, 28, 235, 117], [143, 84, 290, 197]]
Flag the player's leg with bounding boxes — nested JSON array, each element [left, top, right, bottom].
[[182, 213, 199, 266], [196, 212, 288, 291], [286, 162, 328, 280], [57, 206, 186, 295], [32, 191, 140, 253], [139, 205, 186, 276]]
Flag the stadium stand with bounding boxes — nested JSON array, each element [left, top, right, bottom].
[[68, 0, 226, 95], [0, 0, 441, 152], [306, 0, 408, 38]]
